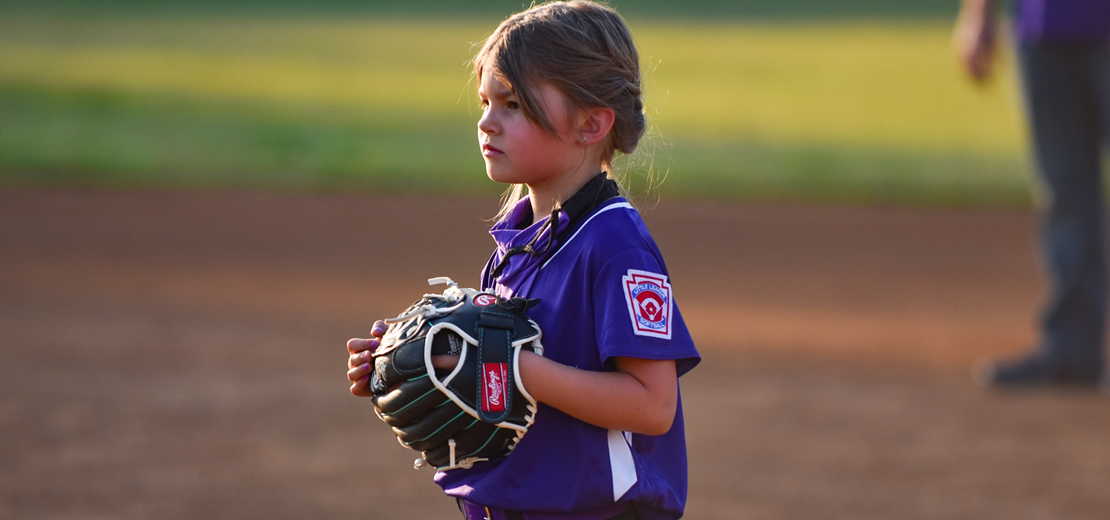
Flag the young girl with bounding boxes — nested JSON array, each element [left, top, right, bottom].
[[347, 2, 700, 519]]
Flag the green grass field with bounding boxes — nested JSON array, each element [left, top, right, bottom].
[[0, 2, 1034, 206]]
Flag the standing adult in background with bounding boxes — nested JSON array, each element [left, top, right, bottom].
[[954, 0, 1110, 388]]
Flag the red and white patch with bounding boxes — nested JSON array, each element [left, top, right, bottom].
[[481, 363, 508, 413], [623, 270, 672, 339], [473, 293, 498, 307]]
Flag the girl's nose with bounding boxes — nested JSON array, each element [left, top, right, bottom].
[[477, 110, 498, 136]]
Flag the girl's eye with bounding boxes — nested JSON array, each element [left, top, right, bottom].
[[507, 101, 520, 110]]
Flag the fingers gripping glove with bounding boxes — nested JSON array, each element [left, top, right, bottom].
[[369, 277, 543, 471]]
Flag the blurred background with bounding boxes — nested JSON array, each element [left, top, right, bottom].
[[6, 2, 1109, 520], [1, 0, 1026, 206]]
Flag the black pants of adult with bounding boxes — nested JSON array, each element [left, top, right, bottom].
[[1017, 38, 1110, 377]]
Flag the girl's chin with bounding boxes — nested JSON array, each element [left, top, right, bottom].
[[485, 170, 524, 186]]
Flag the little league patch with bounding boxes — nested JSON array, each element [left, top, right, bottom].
[[622, 269, 672, 339]]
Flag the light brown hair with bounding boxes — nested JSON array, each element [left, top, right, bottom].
[[474, 0, 647, 216]]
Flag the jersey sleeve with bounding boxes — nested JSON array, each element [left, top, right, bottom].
[[593, 247, 700, 377]]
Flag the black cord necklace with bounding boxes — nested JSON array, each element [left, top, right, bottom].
[[489, 172, 620, 279]]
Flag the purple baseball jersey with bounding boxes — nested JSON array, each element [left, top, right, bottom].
[[434, 178, 701, 520], [1015, 0, 1110, 42]]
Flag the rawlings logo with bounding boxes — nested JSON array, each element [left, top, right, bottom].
[[622, 270, 673, 339], [482, 363, 508, 412], [473, 294, 498, 307]]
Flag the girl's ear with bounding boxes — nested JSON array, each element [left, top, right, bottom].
[[578, 106, 616, 145]]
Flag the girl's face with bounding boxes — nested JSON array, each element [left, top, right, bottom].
[[477, 69, 584, 191]]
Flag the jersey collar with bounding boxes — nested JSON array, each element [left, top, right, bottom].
[[486, 173, 621, 294]]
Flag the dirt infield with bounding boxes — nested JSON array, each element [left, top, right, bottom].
[[2, 189, 1108, 520]]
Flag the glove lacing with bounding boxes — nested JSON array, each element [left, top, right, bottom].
[[384, 278, 467, 325]]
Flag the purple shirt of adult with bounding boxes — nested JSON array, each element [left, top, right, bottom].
[[1016, 0, 1110, 42]]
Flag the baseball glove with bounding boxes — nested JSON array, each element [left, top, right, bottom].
[[368, 277, 543, 471]]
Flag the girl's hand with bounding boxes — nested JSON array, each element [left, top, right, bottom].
[[346, 320, 386, 397]]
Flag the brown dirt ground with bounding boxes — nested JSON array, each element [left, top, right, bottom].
[[2, 189, 1108, 520]]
